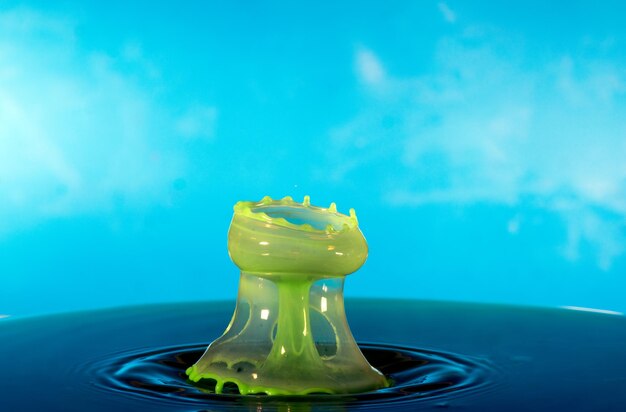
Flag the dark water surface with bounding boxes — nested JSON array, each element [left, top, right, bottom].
[[1, 300, 625, 411]]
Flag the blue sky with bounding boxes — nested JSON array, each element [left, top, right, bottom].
[[1, 1, 625, 316]]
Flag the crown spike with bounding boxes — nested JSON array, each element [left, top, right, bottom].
[[349, 208, 358, 223], [303, 195, 311, 206], [329, 202, 337, 213]]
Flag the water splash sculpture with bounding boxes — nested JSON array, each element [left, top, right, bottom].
[[186, 195, 389, 395]]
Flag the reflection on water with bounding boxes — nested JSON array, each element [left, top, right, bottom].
[[561, 305, 623, 316], [91, 343, 492, 409]]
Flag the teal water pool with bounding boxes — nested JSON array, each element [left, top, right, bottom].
[[1, 299, 625, 411]]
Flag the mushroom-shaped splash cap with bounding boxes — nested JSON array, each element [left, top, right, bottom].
[[186, 196, 388, 395], [228, 195, 368, 277]]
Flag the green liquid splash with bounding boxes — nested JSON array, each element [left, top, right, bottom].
[[186, 196, 389, 395]]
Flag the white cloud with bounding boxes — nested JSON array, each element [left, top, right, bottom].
[[176, 105, 218, 140], [556, 201, 625, 270], [355, 47, 386, 86], [438, 2, 457, 24], [0, 8, 211, 234], [507, 214, 521, 235], [327, 38, 626, 269]]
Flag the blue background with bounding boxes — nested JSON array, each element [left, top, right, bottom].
[[1, 1, 625, 317]]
